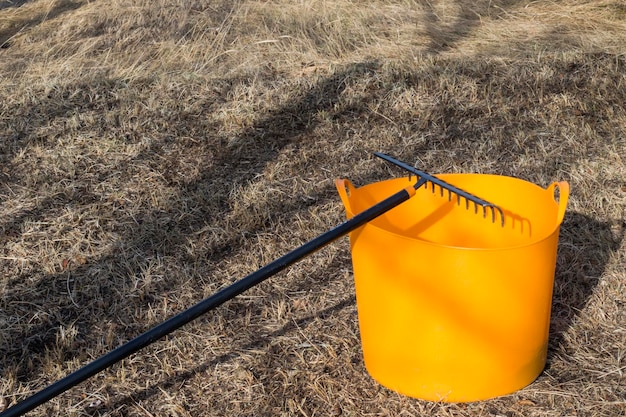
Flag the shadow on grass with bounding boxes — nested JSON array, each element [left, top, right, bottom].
[[0, 0, 31, 11], [421, 0, 526, 53], [2, 43, 624, 416], [0, 0, 82, 47], [0, 61, 378, 409], [548, 212, 624, 360]]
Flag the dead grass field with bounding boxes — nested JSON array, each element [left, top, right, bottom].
[[1, 0, 625, 415]]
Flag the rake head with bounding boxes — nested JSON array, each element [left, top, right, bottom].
[[375, 152, 505, 226]]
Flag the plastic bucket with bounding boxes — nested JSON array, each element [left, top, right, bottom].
[[335, 174, 569, 402]]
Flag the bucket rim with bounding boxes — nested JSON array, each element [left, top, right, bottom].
[[342, 173, 567, 251]]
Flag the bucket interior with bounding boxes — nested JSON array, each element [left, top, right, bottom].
[[347, 174, 560, 249]]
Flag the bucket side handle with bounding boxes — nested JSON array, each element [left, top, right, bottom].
[[546, 181, 570, 225], [335, 178, 357, 215]]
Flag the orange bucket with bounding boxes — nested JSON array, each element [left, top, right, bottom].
[[335, 174, 569, 402]]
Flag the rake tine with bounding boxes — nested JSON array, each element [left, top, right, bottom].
[[374, 152, 505, 227]]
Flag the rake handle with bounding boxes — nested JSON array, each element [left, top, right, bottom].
[[1, 184, 417, 417]]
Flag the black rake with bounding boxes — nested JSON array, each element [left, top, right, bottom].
[[0, 153, 503, 417]]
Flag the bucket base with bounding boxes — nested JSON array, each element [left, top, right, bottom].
[[363, 345, 547, 402]]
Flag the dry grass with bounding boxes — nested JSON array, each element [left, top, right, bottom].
[[1, 0, 625, 415]]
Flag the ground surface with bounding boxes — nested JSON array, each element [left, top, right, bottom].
[[0, 0, 625, 416]]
